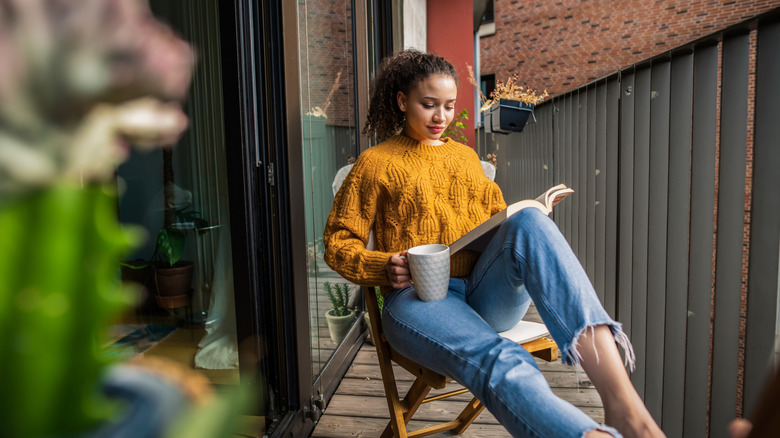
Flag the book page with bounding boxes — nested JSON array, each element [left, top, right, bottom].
[[449, 184, 573, 256], [498, 320, 550, 343]]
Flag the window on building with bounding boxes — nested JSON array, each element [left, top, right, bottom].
[[478, 0, 495, 36], [481, 0, 494, 25], [479, 73, 496, 125]]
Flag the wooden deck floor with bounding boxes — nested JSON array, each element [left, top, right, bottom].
[[312, 307, 605, 437]]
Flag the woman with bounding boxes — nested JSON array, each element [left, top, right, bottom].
[[323, 50, 663, 438]]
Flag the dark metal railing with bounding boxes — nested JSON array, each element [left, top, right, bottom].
[[476, 11, 780, 437]]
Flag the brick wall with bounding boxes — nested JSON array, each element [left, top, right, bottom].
[[480, 0, 780, 98]]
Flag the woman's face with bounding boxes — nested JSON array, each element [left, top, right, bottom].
[[397, 74, 457, 145]]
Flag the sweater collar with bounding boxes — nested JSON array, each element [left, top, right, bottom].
[[390, 134, 460, 153]]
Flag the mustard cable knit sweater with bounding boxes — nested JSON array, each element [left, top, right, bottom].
[[323, 134, 507, 287]]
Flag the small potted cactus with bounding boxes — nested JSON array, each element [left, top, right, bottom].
[[324, 282, 355, 344]]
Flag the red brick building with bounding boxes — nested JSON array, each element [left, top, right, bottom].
[[480, 0, 780, 98]]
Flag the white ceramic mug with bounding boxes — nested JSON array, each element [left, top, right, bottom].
[[405, 244, 450, 302]]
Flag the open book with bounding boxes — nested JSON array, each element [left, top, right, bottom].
[[498, 320, 551, 343], [449, 184, 574, 255]]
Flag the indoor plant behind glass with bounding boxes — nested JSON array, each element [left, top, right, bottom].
[[150, 208, 208, 309]]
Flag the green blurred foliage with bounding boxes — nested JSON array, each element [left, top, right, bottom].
[[444, 109, 469, 144], [0, 185, 140, 436]]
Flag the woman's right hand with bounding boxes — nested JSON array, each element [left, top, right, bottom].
[[386, 250, 410, 289]]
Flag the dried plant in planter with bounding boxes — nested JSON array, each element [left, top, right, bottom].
[[467, 65, 549, 113], [306, 71, 342, 119]]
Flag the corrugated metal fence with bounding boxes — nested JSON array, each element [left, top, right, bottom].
[[475, 14, 780, 438]]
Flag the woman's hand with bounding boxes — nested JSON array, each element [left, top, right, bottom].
[[386, 250, 410, 289]]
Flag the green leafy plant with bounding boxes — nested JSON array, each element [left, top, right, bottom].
[[325, 282, 351, 317], [444, 109, 469, 144], [374, 286, 384, 313], [153, 208, 208, 267]]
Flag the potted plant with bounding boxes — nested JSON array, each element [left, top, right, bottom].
[[364, 286, 383, 346], [150, 207, 207, 309], [324, 281, 355, 344], [468, 66, 549, 135]]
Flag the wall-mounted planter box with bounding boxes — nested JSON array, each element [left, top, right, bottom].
[[486, 99, 535, 135]]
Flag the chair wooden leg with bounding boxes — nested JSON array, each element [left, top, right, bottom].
[[378, 366, 409, 438], [381, 377, 431, 437], [381, 421, 399, 438], [452, 397, 486, 435], [401, 378, 432, 423]]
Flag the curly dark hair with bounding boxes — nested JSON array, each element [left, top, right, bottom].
[[363, 50, 458, 140]]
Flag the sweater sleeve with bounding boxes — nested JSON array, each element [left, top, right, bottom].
[[489, 181, 508, 216], [323, 153, 395, 286]]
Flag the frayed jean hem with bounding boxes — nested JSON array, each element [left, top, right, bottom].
[[562, 322, 636, 372]]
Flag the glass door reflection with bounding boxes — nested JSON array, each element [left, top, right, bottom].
[[297, 0, 361, 381]]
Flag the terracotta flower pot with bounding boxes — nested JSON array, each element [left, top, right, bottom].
[[153, 261, 193, 309]]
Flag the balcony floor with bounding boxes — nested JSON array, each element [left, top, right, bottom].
[[312, 305, 604, 437]]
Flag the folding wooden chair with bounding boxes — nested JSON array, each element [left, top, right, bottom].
[[333, 161, 556, 436], [364, 285, 559, 438]]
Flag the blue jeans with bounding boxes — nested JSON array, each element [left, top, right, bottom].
[[382, 208, 632, 438]]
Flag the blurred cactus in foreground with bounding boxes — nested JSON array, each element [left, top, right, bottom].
[[0, 0, 193, 198], [0, 1, 246, 437]]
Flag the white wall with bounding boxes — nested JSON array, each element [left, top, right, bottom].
[[402, 0, 426, 51]]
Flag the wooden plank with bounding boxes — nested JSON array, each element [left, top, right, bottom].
[[604, 77, 620, 318], [345, 363, 594, 389], [684, 43, 719, 438], [578, 90, 588, 265], [630, 66, 652, 398], [662, 52, 694, 438], [544, 101, 554, 190], [334, 378, 604, 408], [564, 95, 574, 245], [323, 394, 500, 424], [570, 92, 580, 252], [645, 59, 671, 422], [312, 416, 514, 437], [321, 394, 606, 424], [744, 19, 780, 419], [586, 85, 597, 287], [552, 96, 564, 229], [353, 351, 588, 374], [711, 32, 750, 436], [595, 82, 608, 307], [617, 71, 636, 336]]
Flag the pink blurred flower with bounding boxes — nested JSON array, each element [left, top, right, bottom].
[[0, 0, 196, 195]]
